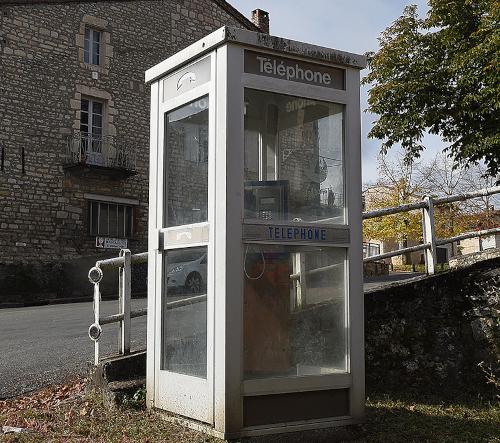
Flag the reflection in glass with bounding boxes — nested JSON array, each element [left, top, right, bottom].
[[244, 89, 345, 224], [166, 97, 209, 227], [243, 244, 347, 380], [162, 247, 207, 378]]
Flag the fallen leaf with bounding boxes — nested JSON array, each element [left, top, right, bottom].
[[2, 426, 25, 434]]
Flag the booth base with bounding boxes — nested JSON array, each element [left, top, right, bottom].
[[154, 408, 363, 441]]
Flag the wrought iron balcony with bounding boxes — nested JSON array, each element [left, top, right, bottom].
[[65, 133, 137, 178]]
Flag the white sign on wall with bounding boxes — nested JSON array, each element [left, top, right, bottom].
[[95, 237, 128, 249]]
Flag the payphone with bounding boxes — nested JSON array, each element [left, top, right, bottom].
[[244, 180, 288, 221], [146, 26, 365, 439]]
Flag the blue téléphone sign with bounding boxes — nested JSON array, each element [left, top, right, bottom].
[[267, 226, 327, 241], [242, 224, 349, 245]]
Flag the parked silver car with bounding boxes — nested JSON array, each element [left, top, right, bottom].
[[166, 248, 207, 294]]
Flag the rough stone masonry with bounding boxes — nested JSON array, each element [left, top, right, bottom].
[[365, 255, 500, 398], [0, 0, 256, 300]]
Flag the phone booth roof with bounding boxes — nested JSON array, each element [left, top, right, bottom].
[[145, 26, 366, 84]]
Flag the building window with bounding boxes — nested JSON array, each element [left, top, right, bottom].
[[363, 242, 381, 258], [84, 27, 101, 65], [81, 98, 103, 138], [80, 98, 104, 163], [89, 201, 133, 238]]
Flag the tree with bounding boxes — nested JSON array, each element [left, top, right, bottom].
[[363, 154, 425, 264], [418, 155, 482, 252], [419, 155, 499, 237], [364, 1, 500, 178], [363, 151, 496, 262]]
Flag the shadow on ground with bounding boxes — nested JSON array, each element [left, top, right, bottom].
[[243, 392, 500, 443]]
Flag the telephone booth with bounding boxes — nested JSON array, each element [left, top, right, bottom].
[[145, 26, 366, 439]]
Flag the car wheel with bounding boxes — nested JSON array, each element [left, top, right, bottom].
[[185, 272, 203, 294]]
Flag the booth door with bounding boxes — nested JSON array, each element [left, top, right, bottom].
[[157, 242, 213, 423], [155, 82, 214, 423]]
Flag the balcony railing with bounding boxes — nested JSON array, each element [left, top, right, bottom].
[[65, 132, 137, 174]]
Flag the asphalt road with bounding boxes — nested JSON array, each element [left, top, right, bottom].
[[0, 272, 423, 399], [0, 299, 147, 399]]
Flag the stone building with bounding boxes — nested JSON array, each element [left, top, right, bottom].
[[0, 0, 259, 300]]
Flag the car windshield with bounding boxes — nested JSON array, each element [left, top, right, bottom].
[[168, 249, 204, 264]]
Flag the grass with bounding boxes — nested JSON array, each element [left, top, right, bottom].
[[363, 393, 500, 443], [1, 379, 499, 442]]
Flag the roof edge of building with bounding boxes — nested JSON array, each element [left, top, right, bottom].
[[0, 0, 260, 32], [212, 0, 260, 32]]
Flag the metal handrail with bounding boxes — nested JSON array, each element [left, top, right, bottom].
[[290, 262, 343, 280], [89, 249, 147, 364], [363, 243, 431, 263], [362, 185, 500, 273], [362, 185, 500, 220], [88, 250, 209, 364], [435, 227, 500, 246], [66, 132, 137, 171], [96, 252, 148, 269], [433, 186, 500, 205], [363, 200, 428, 219], [88, 186, 499, 363]]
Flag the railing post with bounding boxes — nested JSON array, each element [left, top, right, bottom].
[[93, 280, 100, 365], [422, 196, 437, 275], [119, 249, 132, 355], [88, 265, 104, 365]]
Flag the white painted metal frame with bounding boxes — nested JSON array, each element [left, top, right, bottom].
[[147, 53, 217, 424], [213, 43, 244, 435], [146, 79, 160, 410]]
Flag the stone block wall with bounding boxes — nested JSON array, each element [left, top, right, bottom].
[[365, 256, 500, 398], [0, 0, 253, 297]]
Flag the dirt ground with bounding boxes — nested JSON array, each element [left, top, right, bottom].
[[1, 378, 499, 442]]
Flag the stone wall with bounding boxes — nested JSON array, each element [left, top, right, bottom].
[[365, 256, 500, 398], [0, 0, 251, 264], [0, 0, 253, 297], [363, 260, 389, 277], [450, 247, 500, 269]]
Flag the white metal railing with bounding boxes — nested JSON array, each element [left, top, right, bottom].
[[88, 250, 148, 364], [363, 185, 500, 274], [88, 249, 206, 364], [88, 185, 499, 362]]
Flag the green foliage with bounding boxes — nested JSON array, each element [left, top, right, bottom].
[[363, 181, 423, 244], [122, 386, 146, 410], [364, 0, 500, 177], [392, 263, 449, 273]]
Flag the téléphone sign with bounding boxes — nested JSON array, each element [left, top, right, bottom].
[[96, 237, 128, 249], [243, 224, 349, 245], [244, 50, 345, 90]]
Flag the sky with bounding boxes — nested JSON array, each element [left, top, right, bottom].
[[228, 0, 443, 184]]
